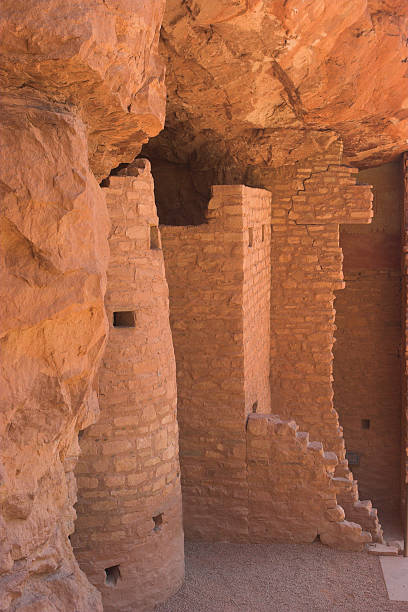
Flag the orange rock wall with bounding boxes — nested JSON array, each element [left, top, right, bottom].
[[73, 162, 184, 611], [334, 161, 403, 518], [150, 0, 408, 179], [1, 2, 169, 610], [2, 2, 407, 606], [0, 100, 109, 612], [161, 185, 271, 540], [0, 0, 166, 181]]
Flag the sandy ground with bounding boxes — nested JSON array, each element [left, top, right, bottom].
[[156, 541, 408, 612]]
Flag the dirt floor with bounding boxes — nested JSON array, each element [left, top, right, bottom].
[[156, 541, 408, 612]]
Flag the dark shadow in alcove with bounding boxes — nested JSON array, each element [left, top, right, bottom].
[[333, 159, 403, 541], [142, 156, 211, 226]]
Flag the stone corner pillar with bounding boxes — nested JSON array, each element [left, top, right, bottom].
[[72, 160, 184, 612]]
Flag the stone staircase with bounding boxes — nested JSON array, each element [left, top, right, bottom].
[[334, 458, 384, 544], [247, 414, 372, 551]]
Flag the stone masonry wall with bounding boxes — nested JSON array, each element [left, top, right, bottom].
[[269, 142, 372, 452], [268, 141, 382, 541], [247, 414, 371, 550], [161, 185, 271, 540], [162, 181, 374, 550], [334, 161, 402, 519], [242, 191, 272, 416], [73, 161, 184, 612]]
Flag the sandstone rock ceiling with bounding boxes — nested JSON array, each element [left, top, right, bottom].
[[145, 0, 408, 172]]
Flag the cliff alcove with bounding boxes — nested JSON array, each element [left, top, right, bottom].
[[1, 1, 408, 611]]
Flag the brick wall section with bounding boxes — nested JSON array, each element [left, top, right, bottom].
[[268, 142, 382, 541], [247, 414, 371, 551], [269, 143, 373, 452], [162, 181, 375, 550], [241, 189, 272, 415], [72, 160, 184, 612], [334, 161, 402, 520], [161, 185, 271, 540]]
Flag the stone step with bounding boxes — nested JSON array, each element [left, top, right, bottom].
[[355, 499, 372, 513], [334, 464, 350, 478], [295, 431, 309, 446], [367, 543, 399, 556], [332, 476, 353, 491], [369, 508, 378, 520], [323, 451, 338, 468], [387, 539, 403, 552]]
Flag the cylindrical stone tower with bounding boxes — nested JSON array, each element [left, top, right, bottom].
[[72, 159, 184, 611]]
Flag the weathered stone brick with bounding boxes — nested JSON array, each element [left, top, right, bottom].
[[162, 185, 271, 541], [73, 160, 184, 611]]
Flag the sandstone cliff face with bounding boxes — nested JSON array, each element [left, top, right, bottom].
[[0, 97, 109, 612], [0, 2, 166, 610], [0, 0, 166, 180]]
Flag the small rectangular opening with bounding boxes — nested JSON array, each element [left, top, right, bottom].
[[252, 401, 258, 414], [361, 419, 370, 430], [346, 451, 360, 466], [105, 565, 121, 587], [153, 513, 163, 532], [262, 225, 265, 242], [113, 311, 135, 328], [248, 227, 254, 247], [150, 226, 161, 250]]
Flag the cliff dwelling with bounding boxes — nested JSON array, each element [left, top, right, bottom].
[[1, 2, 408, 612]]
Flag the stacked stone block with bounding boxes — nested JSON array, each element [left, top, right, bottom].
[[268, 141, 382, 541], [269, 143, 373, 452], [73, 160, 184, 612], [162, 181, 375, 550], [241, 191, 272, 415], [247, 414, 371, 550], [161, 185, 272, 540]]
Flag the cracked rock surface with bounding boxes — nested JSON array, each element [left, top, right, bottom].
[[146, 0, 408, 181], [0, 0, 166, 180], [0, 1, 166, 610]]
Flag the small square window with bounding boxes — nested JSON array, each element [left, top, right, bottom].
[[361, 419, 370, 430], [105, 565, 121, 587], [346, 451, 360, 466], [113, 311, 135, 328], [153, 513, 163, 532]]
